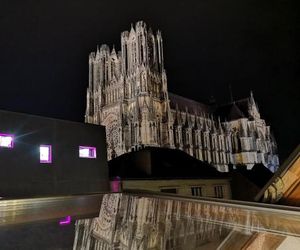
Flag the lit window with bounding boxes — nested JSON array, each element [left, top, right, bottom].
[[79, 146, 96, 159], [40, 145, 52, 163], [0, 133, 14, 148]]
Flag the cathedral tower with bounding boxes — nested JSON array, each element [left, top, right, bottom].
[[86, 21, 170, 159]]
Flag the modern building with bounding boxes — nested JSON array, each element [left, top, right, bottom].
[[85, 21, 279, 172], [0, 109, 109, 197]]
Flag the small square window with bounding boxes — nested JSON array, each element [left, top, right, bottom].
[[0, 133, 14, 148], [79, 146, 96, 159], [40, 145, 52, 163]]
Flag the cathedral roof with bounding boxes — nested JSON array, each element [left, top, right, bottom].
[[214, 98, 249, 121], [168, 93, 251, 122], [168, 93, 211, 115], [228, 103, 245, 120]]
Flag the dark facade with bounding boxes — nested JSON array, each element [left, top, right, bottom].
[[230, 164, 273, 201], [0, 110, 109, 197], [108, 147, 227, 179]]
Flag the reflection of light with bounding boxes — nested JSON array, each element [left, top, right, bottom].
[[0, 133, 14, 148], [40, 145, 52, 163], [79, 146, 96, 158], [59, 216, 71, 225]]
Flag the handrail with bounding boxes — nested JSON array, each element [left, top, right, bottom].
[[124, 189, 300, 214], [0, 193, 105, 226], [1, 190, 300, 237]]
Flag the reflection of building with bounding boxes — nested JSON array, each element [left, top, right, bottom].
[[74, 192, 300, 250], [85, 21, 279, 172]]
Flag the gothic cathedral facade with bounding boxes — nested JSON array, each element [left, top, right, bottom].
[[85, 21, 279, 172]]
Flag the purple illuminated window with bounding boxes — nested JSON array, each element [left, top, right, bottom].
[[79, 146, 96, 159], [40, 145, 52, 163], [0, 133, 14, 148], [59, 216, 71, 225]]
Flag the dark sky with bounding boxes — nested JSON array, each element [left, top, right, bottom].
[[0, 0, 299, 160]]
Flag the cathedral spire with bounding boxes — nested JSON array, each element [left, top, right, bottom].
[[218, 117, 224, 134], [229, 84, 234, 103], [130, 23, 135, 34], [203, 113, 209, 131], [174, 104, 181, 126], [111, 45, 116, 55], [211, 116, 217, 134], [95, 45, 100, 59], [183, 107, 189, 128], [248, 90, 260, 120], [249, 90, 256, 106]]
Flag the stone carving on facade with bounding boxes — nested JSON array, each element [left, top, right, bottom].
[[85, 21, 279, 172]]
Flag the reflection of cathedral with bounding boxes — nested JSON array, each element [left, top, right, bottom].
[[85, 21, 279, 172]]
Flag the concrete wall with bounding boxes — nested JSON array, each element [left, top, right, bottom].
[[0, 110, 109, 197]]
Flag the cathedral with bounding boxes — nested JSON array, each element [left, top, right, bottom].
[[85, 21, 279, 172]]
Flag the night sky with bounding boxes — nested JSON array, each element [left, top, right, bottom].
[[0, 0, 298, 160]]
